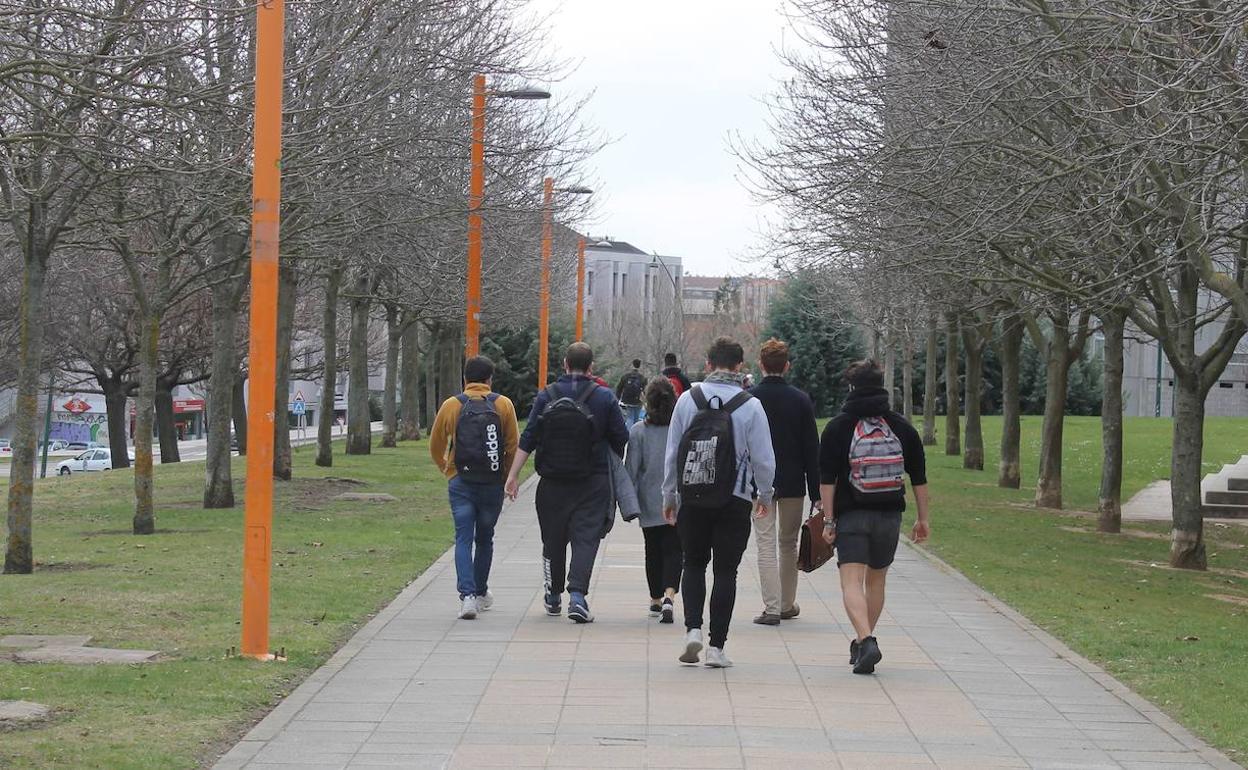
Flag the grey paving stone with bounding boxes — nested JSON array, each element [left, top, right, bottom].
[[14, 645, 159, 664], [0, 634, 92, 648], [0, 700, 52, 722]]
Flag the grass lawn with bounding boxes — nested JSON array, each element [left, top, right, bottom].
[[921, 415, 1248, 761], [0, 440, 462, 769]]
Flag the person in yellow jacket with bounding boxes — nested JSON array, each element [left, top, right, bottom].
[[429, 356, 519, 620]]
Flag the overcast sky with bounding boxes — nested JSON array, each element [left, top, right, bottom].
[[531, 1, 790, 277]]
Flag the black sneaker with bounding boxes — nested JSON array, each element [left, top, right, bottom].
[[849, 639, 860, 665], [660, 598, 674, 624], [544, 592, 561, 617], [649, 602, 662, 617], [853, 636, 882, 675]]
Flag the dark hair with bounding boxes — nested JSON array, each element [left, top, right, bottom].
[[463, 355, 495, 385], [565, 341, 594, 373], [663, 352, 678, 366], [844, 359, 884, 389], [706, 336, 744, 370], [632, 358, 642, 369], [643, 376, 676, 426], [759, 338, 789, 375]]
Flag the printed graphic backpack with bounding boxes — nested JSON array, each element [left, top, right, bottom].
[[677, 386, 753, 508], [535, 381, 597, 480], [453, 393, 504, 483], [847, 416, 906, 504], [619, 371, 646, 405]]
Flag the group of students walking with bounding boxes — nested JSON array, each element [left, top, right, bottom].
[[429, 335, 930, 675]]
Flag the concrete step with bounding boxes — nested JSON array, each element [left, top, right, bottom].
[[1206, 489, 1248, 506], [1204, 504, 1248, 519]]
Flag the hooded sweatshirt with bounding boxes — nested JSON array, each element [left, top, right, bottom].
[[818, 386, 927, 517]]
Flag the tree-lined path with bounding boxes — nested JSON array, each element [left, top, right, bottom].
[[214, 480, 1234, 770]]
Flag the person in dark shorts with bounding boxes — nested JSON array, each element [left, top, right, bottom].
[[819, 360, 930, 674]]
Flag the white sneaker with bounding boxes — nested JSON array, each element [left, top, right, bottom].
[[458, 595, 478, 620], [476, 591, 494, 611], [679, 628, 703, 664], [704, 646, 733, 668]]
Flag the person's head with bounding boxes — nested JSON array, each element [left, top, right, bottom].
[[706, 336, 745, 372], [663, 352, 678, 367], [844, 359, 885, 390], [643, 376, 677, 426], [463, 355, 495, 386], [632, 358, 642, 370], [564, 342, 594, 374], [759, 338, 791, 376]]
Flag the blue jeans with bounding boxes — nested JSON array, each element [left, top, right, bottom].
[[622, 404, 643, 427], [448, 476, 505, 598]]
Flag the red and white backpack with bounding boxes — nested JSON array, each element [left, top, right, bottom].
[[847, 417, 906, 503]]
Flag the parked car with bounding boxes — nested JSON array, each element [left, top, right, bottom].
[[0, 439, 10, 455], [66, 441, 106, 452], [38, 439, 71, 453], [56, 448, 132, 476]]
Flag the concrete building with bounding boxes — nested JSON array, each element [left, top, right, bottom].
[[1122, 328, 1248, 417], [681, 275, 781, 363], [581, 237, 684, 367]]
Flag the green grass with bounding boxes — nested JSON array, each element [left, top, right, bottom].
[[0, 440, 459, 769], [922, 415, 1248, 760]]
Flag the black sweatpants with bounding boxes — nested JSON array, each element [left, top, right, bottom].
[[678, 497, 752, 649], [536, 473, 610, 596], [643, 524, 682, 599]]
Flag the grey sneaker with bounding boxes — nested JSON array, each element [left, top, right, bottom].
[[780, 604, 800, 620], [476, 591, 494, 611], [679, 628, 703, 664], [753, 612, 781, 626], [704, 646, 733, 668], [458, 595, 478, 620]]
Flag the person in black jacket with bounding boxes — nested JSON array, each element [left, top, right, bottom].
[[661, 352, 693, 396], [820, 360, 930, 675], [748, 339, 821, 625]]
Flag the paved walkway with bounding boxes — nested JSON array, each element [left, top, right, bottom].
[[215, 480, 1237, 770]]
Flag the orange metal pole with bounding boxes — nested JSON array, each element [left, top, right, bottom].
[[537, 178, 554, 389], [241, 0, 285, 660], [575, 236, 586, 341], [465, 75, 486, 359]]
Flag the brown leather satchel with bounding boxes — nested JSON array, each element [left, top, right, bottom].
[[798, 503, 834, 573]]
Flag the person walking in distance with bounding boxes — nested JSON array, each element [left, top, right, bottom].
[[429, 356, 520, 620], [505, 342, 629, 623], [661, 352, 692, 397], [749, 338, 821, 626], [624, 377, 682, 623], [820, 360, 930, 674], [663, 337, 776, 668], [616, 359, 647, 427]]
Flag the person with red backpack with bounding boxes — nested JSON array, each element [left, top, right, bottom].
[[661, 352, 692, 397], [429, 356, 520, 620], [819, 360, 930, 674], [505, 342, 629, 624]]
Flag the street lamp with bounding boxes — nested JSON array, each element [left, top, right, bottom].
[[649, 254, 682, 360], [465, 75, 551, 360], [538, 181, 593, 388]]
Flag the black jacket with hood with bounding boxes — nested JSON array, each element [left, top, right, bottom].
[[819, 386, 927, 516]]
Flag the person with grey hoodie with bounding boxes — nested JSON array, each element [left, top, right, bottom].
[[624, 377, 682, 624], [663, 337, 776, 668]]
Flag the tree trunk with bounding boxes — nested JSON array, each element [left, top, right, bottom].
[[381, 305, 400, 448], [1097, 310, 1125, 533], [132, 311, 158, 535], [944, 313, 961, 456], [901, 335, 914, 421], [439, 325, 460, 406], [998, 316, 1024, 489], [883, 333, 896, 411], [961, 325, 984, 471], [1169, 372, 1207, 569], [424, 323, 439, 428], [1035, 323, 1072, 510], [315, 266, 341, 467], [155, 381, 180, 463], [346, 276, 372, 455], [4, 253, 50, 573], [232, 373, 248, 455], [922, 315, 937, 446], [104, 383, 132, 469], [400, 313, 421, 441], [272, 260, 296, 480], [203, 285, 239, 507]]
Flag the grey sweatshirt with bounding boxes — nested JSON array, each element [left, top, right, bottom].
[[624, 421, 670, 527], [662, 381, 776, 511]]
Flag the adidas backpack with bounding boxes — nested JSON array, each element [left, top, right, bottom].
[[535, 381, 597, 480], [676, 386, 753, 508], [847, 416, 906, 504], [453, 393, 504, 483]]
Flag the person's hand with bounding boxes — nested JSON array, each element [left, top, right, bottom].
[[910, 519, 930, 544], [753, 500, 771, 519], [504, 475, 520, 501], [822, 524, 837, 546], [662, 505, 677, 525]]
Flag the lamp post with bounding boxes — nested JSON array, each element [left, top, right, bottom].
[[575, 236, 586, 341], [649, 254, 682, 362], [538, 183, 593, 389], [464, 77, 550, 360]]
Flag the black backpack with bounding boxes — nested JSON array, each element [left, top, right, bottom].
[[453, 393, 505, 483], [619, 371, 645, 405], [677, 385, 753, 508], [535, 381, 597, 480]]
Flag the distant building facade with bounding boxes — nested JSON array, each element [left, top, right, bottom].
[[681, 275, 781, 365], [581, 237, 685, 368]]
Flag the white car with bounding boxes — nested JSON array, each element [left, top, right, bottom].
[[56, 448, 132, 475]]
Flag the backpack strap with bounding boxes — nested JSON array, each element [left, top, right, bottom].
[[722, 391, 753, 415], [455, 394, 470, 405], [691, 385, 709, 410], [544, 383, 562, 403], [574, 380, 597, 404], [485, 393, 499, 403]]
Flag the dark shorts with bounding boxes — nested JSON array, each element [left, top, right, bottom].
[[836, 510, 903, 570]]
